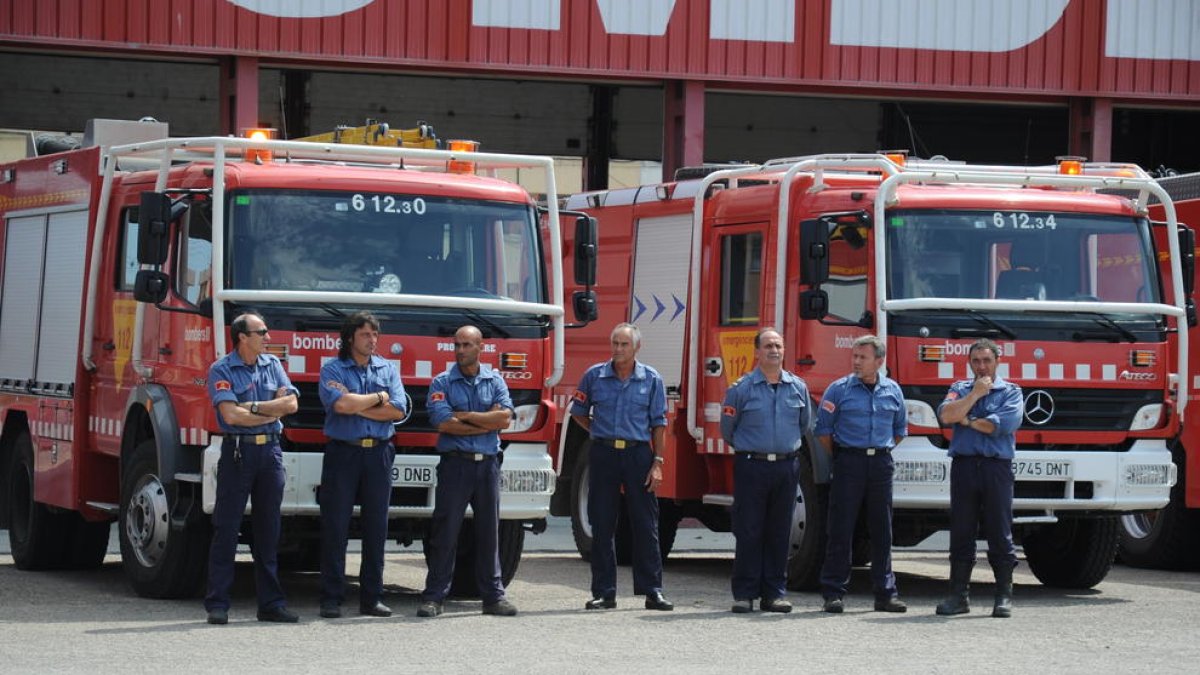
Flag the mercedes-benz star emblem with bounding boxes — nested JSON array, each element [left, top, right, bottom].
[[1024, 390, 1055, 426]]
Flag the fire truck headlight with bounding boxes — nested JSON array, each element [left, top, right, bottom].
[[502, 404, 541, 434], [894, 461, 948, 483], [1129, 404, 1163, 431], [904, 399, 940, 429], [1123, 463, 1176, 487]]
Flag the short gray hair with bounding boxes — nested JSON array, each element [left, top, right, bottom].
[[970, 338, 1001, 360], [612, 322, 642, 348], [852, 334, 885, 358]]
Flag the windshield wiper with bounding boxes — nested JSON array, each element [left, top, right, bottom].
[[1081, 314, 1138, 343], [319, 303, 346, 318], [461, 307, 511, 339], [962, 309, 1018, 340]]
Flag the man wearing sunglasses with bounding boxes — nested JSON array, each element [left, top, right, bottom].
[[204, 311, 300, 625]]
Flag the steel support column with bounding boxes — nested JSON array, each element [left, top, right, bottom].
[[663, 81, 705, 183], [219, 56, 260, 136], [1069, 97, 1113, 163]]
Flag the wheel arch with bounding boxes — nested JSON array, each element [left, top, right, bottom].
[[550, 416, 590, 517], [121, 384, 183, 487]]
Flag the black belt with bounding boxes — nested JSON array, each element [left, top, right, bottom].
[[593, 438, 648, 449], [834, 444, 889, 456], [333, 438, 392, 448], [227, 433, 278, 445], [441, 450, 498, 462], [737, 451, 798, 462]]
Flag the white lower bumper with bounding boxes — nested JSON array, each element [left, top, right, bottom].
[[892, 436, 1176, 513], [201, 439, 555, 520]]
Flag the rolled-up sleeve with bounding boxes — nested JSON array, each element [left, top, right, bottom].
[[427, 376, 453, 427], [720, 384, 741, 445], [649, 375, 668, 428]]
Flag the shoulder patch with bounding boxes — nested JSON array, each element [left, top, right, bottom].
[[722, 405, 736, 417], [429, 391, 446, 403], [945, 391, 960, 401], [821, 399, 836, 413], [214, 380, 232, 391], [572, 390, 587, 405]]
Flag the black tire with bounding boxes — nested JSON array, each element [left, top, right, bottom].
[[430, 518, 526, 599], [1024, 517, 1119, 589], [569, 448, 594, 562], [7, 432, 71, 570], [118, 439, 209, 598], [1118, 450, 1200, 569], [786, 456, 828, 591], [276, 540, 322, 572], [657, 499, 681, 562], [64, 515, 112, 570]]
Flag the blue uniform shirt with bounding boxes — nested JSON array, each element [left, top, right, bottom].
[[938, 376, 1024, 459], [568, 360, 668, 441], [319, 355, 407, 442], [720, 368, 810, 453], [814, 373, 907, 448], [207, 351, 298, 435], [427, 363, 513, 455]]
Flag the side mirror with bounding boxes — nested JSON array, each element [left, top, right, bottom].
[[799, 289, 828, 320], [1179, 225, 1195, 296], [572, 290, 598, 323], [137, 192, 172, 265], [799, 218, 830, 286], [133, 269, 170, 304], [574, 215, 598, 287]]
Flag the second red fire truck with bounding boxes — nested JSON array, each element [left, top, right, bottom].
[[551, 153, 1186, 589]]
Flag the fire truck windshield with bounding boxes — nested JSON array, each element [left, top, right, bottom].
[[886, 209, 1161, 308], [224, 190, 544, 304]]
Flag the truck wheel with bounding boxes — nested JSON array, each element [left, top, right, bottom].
[[786, 456, 828, 591], [1118, 450, 1200, 569], [570, 449, 594, 562], [657, 499, 681, 562], [7, 432, 70, 570], [1024, 517, 1119, 589], [432, 519, 526, 598], [119, 439, 209, 598]]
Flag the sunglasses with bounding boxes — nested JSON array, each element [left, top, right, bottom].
[[246, 328, 270, 336]]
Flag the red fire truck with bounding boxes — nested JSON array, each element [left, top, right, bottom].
[[1118, 172, 1200, 569], [0, 119, 595, 598], [550, 154, 1186, 589]]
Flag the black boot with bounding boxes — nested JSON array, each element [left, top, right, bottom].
[[935, 560, 973, 616], [992, 563, 1013, 618]]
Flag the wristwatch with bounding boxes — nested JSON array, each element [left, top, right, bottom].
[[960, 416, 973, 427], [251, 402, 259, 415]]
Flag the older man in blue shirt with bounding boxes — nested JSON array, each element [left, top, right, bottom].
[[318, 311, 407, 619], [936, 338, 1024, 618], [570, 322, 673, 612], [417, 325, 517, 618], [721, 328, 810, 614], [815, 335, 908, 614], [204, 311, 299, 625]]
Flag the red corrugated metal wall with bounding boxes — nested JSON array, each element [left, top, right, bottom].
[[2, 0, 1198, 101]]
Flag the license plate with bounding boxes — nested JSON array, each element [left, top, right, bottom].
[[392, 464, 434, 486], [1011, 459, 1072, 480]]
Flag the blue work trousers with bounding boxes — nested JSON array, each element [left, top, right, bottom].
[[588, 440, 663, 599], [731, 454, 799, 602], [819, 449, 898, 601], [205, 438, 287, 612], [421, 455, 505, 604], [319, 441, 395, 607], [949, 455, 1017, 569]]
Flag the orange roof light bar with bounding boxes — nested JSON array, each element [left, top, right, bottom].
[[241, 127, 277, 162], [1056, 155, 1086, 176], [447, 139, 479, 174]]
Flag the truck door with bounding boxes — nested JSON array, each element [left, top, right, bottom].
[[90, 203, 142, 455], [700, 223, 768, 456]]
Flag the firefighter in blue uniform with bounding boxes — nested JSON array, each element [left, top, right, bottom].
[[936, 338, 1023, 618], [816, 335, 908, 614], [204, 311, 299, 625], [570, 322, 674, 612], [318, 311, 407, 619], [417, 325, 518, 618], [720, 328, 809, 614]]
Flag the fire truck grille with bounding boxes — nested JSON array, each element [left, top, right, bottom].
[[904, 386, 1163, 432]]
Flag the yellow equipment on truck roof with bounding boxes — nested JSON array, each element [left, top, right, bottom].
[[294, 119, 438, 149]]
